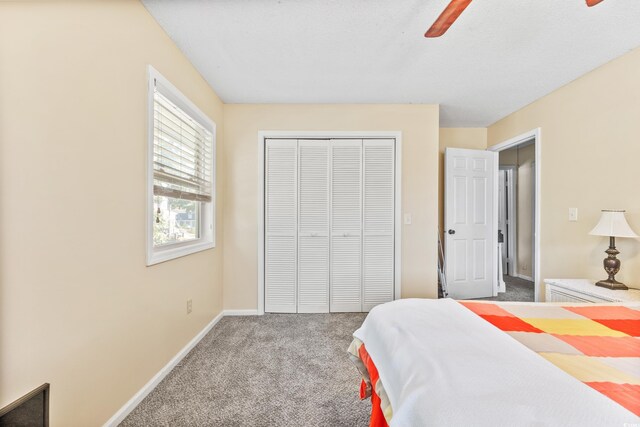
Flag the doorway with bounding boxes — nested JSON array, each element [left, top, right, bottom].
[[488, 129, 541, 302]]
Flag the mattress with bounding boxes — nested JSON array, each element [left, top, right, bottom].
[[348, 298, 640, 427]]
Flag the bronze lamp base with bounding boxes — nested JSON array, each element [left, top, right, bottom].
[[596, 236, 628, 290], [595, 279, 628, 290]]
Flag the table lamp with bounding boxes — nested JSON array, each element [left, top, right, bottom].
[[589, 210, 638, 290]]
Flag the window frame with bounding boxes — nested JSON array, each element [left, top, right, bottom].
[[146, 65, 216, 266]]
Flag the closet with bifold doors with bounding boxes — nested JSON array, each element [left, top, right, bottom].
[[264, 138, 396, 313]]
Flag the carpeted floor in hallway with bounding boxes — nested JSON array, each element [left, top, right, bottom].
[[476, 275, 535, 302], [120, 313, 370, 427]]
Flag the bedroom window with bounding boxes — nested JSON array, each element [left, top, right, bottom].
[[147, 66, 216, 265]]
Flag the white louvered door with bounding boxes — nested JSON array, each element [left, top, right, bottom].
[[297, 140, 330, 313], [264, 138, 395, 313], [362, 139, 395, 311], [330, 140, 363, 312], [265, 139, 297, 313]]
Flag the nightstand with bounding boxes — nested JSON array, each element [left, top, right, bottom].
[[544, 279, 640, 303]]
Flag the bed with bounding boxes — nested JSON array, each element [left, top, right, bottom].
[[348, 298, 640, 426]]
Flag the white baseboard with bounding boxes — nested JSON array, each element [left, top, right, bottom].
[[515, 273, 534, 282], [103, 311, 224, 427], [224, 309, 259, 316]]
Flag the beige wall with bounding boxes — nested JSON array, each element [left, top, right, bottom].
[[499, 144, 535, 278], [223, 104, 440, 309], [489, 47, 640, 294], [438, 128, 488, 238], [4, 1, 638, 425], [0, 2, 225, 426]]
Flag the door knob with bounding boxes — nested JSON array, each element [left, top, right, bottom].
[[448, 229, 456, 235]]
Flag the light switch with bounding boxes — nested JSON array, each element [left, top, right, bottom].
[[404, 214, 412, 225], [569, 208, 578, 222]]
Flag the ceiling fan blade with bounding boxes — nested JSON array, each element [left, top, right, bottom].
[[586, 0, 605, 6], [425, 0, 473, 38]]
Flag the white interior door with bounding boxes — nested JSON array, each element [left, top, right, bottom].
[[499, 166, 517, 277], [498, 170, 508, 273], [497, 169, 507, 293], [445, 148, 497, 299], [362, 139, 395, 311], [265, 139, 298, 312], [330, 139, 363, 312], [297, 140, 330, 313]]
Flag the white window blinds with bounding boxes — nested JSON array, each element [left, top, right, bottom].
[[153, 87, 213, 202]]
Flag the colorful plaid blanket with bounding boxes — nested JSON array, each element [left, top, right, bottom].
[[460, 301, 640, 417], [349, 300, 640, 426]]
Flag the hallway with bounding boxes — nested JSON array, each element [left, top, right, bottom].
[[477, 275, 534, 302]]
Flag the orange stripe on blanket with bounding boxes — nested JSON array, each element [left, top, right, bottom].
[[358, 344, 389, 427], [587, 382, 640, 417], [478, 314, 544, 333], [554, 335, 640, 357], [593, 319, 640, 337], [565, 305, 640, 320], [457, 301, 514, 316]]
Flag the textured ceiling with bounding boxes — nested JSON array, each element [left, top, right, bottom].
[[142, 0, 640, 126]]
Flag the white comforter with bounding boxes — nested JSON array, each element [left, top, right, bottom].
[[353, 298, 638, 427]]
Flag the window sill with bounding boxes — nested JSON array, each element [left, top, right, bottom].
[[146, 240, 215, 266]]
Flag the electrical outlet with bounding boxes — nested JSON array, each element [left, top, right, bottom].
[[187, 299, 192, 314], [569, 208, 578, 222], [522, 264, 527, 271]]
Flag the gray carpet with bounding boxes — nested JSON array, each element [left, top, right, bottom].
[[475, 275, 535, 302], [120, 313, 370, 427]]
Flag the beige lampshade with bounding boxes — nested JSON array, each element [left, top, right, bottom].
[[589, 210, 639, 238]]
